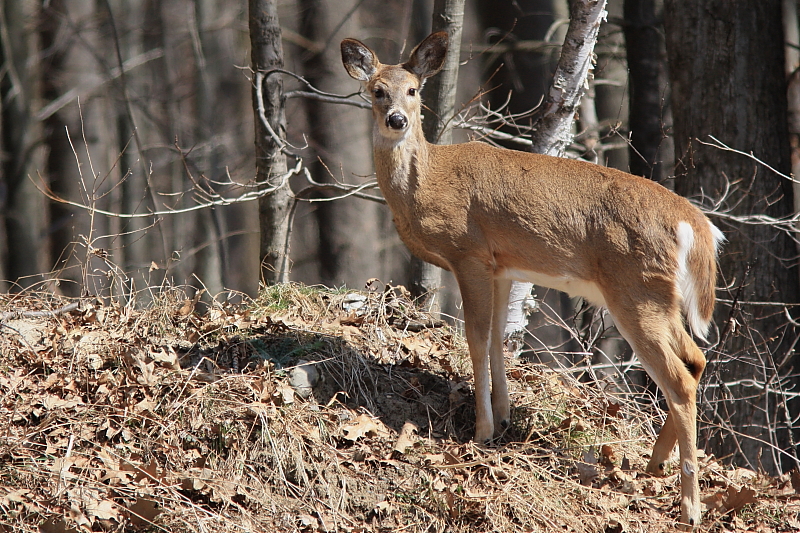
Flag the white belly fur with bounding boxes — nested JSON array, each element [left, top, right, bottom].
[[499, 268, 607, 307]]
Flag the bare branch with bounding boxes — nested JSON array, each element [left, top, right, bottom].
[[699, 135, 800, 184]]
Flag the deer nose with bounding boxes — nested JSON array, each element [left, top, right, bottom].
[[386, 112, 408, 130]]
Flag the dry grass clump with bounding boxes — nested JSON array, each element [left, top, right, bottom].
[[1, 284, 798, 532]]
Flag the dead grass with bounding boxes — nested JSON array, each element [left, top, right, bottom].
[[1, 283, 798, 532]]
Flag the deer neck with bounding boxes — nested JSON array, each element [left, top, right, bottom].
[[372, 121, 430, 203]]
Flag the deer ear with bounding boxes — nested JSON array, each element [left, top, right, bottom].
[[404, 31, 448, 81], [341, 38, 379, 82]]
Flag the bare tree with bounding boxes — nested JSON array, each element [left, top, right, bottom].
[[39, 0, 121, 297], [664, 0, 800, 474], [0, 0, 46, 290], [250, 0, 293, 284], [623, 0, 669, 182], [297, 0, 380, 288]]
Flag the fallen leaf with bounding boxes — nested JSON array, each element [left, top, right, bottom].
[[68, 504, 91, 528], [703, 485, 757, 514], [445, 490, 458, 519], [792, 468, 800, 493], [577, 448, 599, 485], [86, 498, 119, 521], [342, 413, 389, 442], [600, 444, 616, 466], [42, 394, 84, 411], [133, 399, 157, 415], [393, 421, 419, 455], [127, 497, 160, 526], [374, 500, 396, 515], [425, 450, 461, 466], [276, 382, 295, 405], [149, 346, 179, 369], [297, 514, 316, 530], [605, 401, 622, 418], [723, 485, 757, 513]]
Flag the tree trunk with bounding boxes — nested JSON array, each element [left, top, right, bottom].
[[623, 0, 668, 182], [196, 1, 259, 296], [505, 0, 608, 354], [299, 0, 379, 288], [664, 0, 799, 474], [250, 0, 293, 285], [409, 0, 466, 315], [40, 0, 119, 297], [0, 0, 46, 290]]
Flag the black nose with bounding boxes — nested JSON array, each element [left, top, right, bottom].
[[386, 113, 408, 130]]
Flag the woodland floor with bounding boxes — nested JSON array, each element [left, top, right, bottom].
[[1, 282, 799, 533]]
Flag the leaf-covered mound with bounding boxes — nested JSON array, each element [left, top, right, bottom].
[[1, 283, 798, 532]]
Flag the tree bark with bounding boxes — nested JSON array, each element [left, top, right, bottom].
[[299, 0, 380, 289], [0, 0, 45, 290], [40, 0, 119, 297], [409, 0, 466, 314], [664, 0, 799, 474], [623, 0, 668, 182], [250, 0, 293, 284]]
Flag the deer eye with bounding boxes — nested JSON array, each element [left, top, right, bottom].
[[374, 88, 385, 99], [408, 87, 417, 97]]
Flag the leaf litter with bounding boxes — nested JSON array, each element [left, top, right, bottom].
[[0, 283, 798, 532]]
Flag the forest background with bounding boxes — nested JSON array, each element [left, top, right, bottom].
[[1, 0, 800, 479]]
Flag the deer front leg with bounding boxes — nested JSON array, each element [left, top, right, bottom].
[[454, 262, 495, 444], [490, 278, 512, 434]]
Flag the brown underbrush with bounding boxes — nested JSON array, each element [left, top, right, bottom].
[[1, 283, 798, 532]]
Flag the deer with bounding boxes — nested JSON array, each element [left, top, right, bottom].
[[341, 31, 723, 529]]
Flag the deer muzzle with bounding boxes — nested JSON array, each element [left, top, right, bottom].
[[386, 112, 408, 130]]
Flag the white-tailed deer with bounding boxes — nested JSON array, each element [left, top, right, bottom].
[[341, 31, 723, 528]]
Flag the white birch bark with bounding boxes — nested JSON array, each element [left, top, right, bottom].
[[504, 0, 608, 350]]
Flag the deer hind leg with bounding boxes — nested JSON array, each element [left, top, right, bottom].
[[490, 278, 512, 433], [608, 303, 705, 529], [453, 260, 496, 443]]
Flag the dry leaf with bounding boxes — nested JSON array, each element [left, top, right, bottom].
[[297, 514, 316, 529], [149, 346, 179, 369], [577, 448, 599, 485], [68, 504, 91, 528], [393, 421, 419, 455], [127, 497, 160, 526], [703, 485, 757, 514], [277, 382, 296, 405], [85, 498, 119, 521], [791, 468, 800, 493], [723, 485, 757, 513], [42, 394, 83, 411], [342, 413, 389, 441], [374, 500, 396, 515], [600, 444, 616, 466], [605, 401, 622, 418], [445, 490, 458, 519]]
